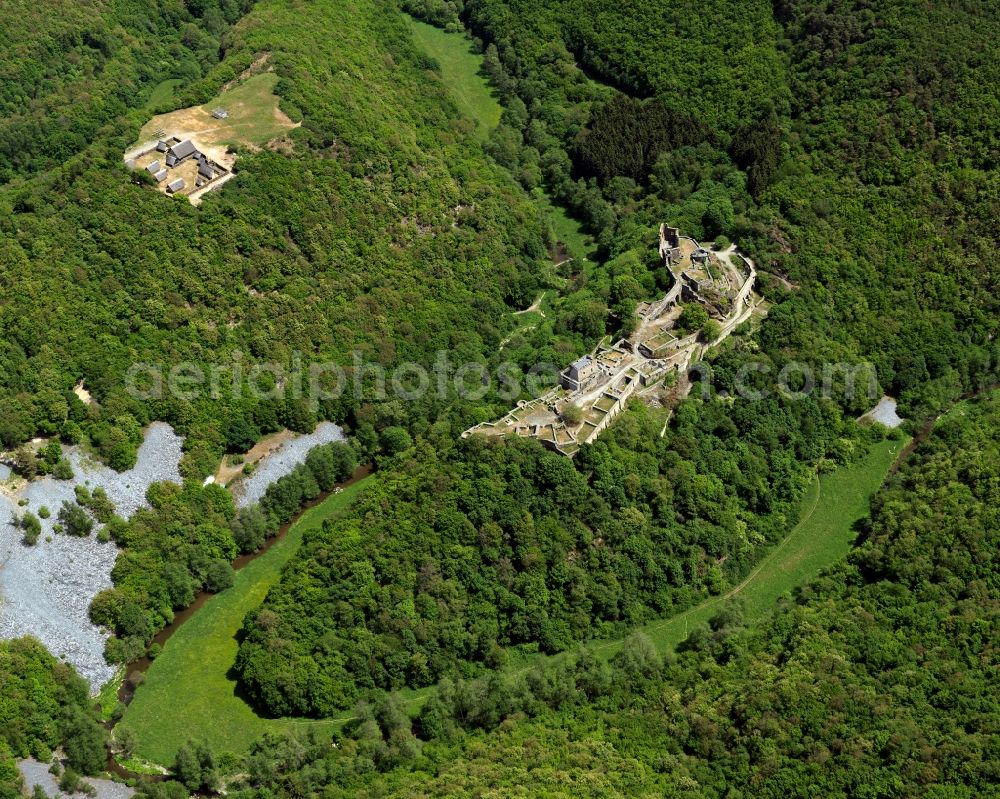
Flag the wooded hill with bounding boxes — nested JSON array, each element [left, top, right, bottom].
[[0, 0, 998, 793], [238, 0, 1000, 717], [186, 391, 1000, 798], [413, 0, 1000, 420], [0, 0, 547, 478], [234, 397, 888, 715]]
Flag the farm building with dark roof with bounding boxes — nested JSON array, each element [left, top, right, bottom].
[[168, 139, 198, 162]]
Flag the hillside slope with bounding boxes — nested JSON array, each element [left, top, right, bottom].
[[0, 0, 545, 475], [227, 394, 1000, 797], [0, 0, 252, 182], [425, 0, 1000, 421]]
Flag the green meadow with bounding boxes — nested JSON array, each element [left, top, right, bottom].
[[405, 15, 503, 138], [120, 479, 370, 765], [145, 78, 182, 110], [404, 15, 595, 271]]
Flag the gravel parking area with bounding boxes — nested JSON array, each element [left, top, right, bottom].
[[0, 424, 183, 691]]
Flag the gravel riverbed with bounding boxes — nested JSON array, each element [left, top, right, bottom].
[[18, 759, 135, 799], [863, 396, 904, 428], [0, 421, 346, 693], [231, 421, 347, 507], [0, 423, 183, 691]]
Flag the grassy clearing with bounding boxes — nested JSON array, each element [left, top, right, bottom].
[[402, 16, 593, 279], [201, 72, 294, 144], [937, 394, 984, 425], [95, 667, 124, 721], [117, 756, 168, 776], [137, 72, 296, 150], [405, 15, 502, 139], [511, 309, 543, 330], [532, 187, 595, 263], [146, 78, 182, 110], [120, 479, 370, 765]]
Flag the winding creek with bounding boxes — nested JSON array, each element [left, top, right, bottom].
[[116, 462, 372, 707]]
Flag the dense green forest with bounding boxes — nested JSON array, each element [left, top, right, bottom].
[[0, 0, 253, 183], [405, 0, 1000, 419], [0, 639, 107, 799], [234, 397, 888, 715], [5, 0, 996, 477], [232, 0, 1000, 720], [0, 0, 549, 478], [144, 390, 1000, 797], [0, 0, 998, 793]]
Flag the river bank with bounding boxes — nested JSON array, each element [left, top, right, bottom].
[[116, 463, 371, 707], [0, 421, 350, 695], [114, 469, 372, 767]]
